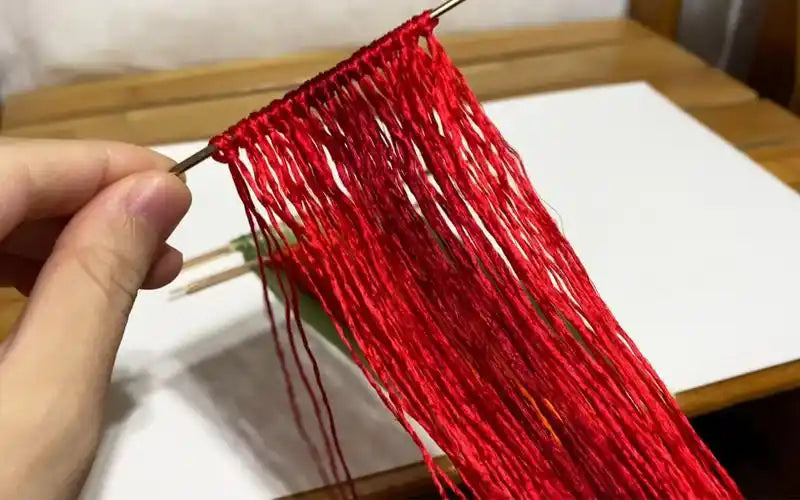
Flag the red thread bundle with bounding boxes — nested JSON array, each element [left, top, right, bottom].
[[210, 12, 741, 499]]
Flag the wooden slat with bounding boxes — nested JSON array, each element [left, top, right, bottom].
[[746, 143, 800, 190], [760, 159, 800, 188], [1, 20, 651, 129], [677, 361, 800, 418], [1, 37, 706, 146], [689, 100, 800, 149], [1, 67, 754, 151], [646, 67, 756, 108], [628, 0, 683, 39], [283, 457, 456, 500], [458, 36, 705, 102], [747, 140, 800, 163]]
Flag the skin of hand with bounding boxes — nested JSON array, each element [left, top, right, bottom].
[[0, 138, 192, 500]]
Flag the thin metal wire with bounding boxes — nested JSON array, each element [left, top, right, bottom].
[[430, 0, 466, 18], [170, 0, 468, 175], [171, 144, 218, 175]]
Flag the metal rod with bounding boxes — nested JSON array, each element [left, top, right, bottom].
[[169, 0, 468, 176], [170, 144, 217, 175], [430, 0, 466, 18]]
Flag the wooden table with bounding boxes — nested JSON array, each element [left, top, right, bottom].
[[2, 18, 800, 499]]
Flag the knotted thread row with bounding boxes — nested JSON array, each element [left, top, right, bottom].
[[210, 12, 741, 499]]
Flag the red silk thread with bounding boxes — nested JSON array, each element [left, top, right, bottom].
[[210, 12, 742, 499]]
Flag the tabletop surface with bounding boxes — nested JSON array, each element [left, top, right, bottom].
[[2, 18, 800, 499]]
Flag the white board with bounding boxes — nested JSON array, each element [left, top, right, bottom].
[[81, 82, 800, 499]]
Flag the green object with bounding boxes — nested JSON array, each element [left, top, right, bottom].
[[264, 264, 354, 357], [231, 227, 588, 367], [232, 230, 366, 365]]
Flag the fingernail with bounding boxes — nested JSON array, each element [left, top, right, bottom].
[[126, 173, 192, 238]]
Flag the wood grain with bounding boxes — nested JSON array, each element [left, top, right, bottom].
[[690, 99, 800, 148], [759, 158, 800, 187], [747, 141, 800, 187], [677, 360, 800, 418], [282, 457, 457, 500], [1, 69, 755, 150], [1, 20, 651, 129], [747, 140, 800, 162], [2, 37, 711, 146], [629, 0, 683, 39]]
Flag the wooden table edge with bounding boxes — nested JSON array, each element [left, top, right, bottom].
[[0, 19, 652, 129], [677, 359, 800, 417]]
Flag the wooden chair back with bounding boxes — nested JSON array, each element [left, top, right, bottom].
[[629, 0, 682, 39]]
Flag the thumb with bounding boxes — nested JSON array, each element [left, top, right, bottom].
[[4, 171, 191, 399]]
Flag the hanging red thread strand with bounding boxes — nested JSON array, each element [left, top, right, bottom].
[[210, 11, 742, 499]]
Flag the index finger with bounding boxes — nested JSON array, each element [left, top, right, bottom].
[[0, 139, 175, 239]]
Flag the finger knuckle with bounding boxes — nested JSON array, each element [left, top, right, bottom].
[[70, 244, 141, 312]]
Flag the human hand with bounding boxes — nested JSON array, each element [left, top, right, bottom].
[[0, 139, 192, 499]]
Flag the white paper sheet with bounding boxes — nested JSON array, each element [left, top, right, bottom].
[[81, 82, 800, 499]]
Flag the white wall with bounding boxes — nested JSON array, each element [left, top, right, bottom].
[[0, 0, 626, 97]]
